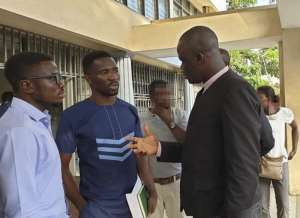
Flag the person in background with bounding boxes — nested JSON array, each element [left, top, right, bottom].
[[257, 85, 299, 218], [0, 52, 67, 218], [140, 80, 188, 218], [56, 51, 157, 218], [219, 48, 230, 66], [220, 49, 272, 156]]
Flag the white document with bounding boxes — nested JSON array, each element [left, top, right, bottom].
[[126, 177, 148, 218]]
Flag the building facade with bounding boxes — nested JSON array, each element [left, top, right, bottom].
[[114, 0, 217, 19]]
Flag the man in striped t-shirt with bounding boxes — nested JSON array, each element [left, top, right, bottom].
[[56, 51, 157, 218]]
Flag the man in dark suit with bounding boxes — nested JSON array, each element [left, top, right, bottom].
[[129, 26, 274, 218]]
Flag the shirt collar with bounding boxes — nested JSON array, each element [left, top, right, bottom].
[[11, 97, 49, 122], [202, 66, 229, 93]]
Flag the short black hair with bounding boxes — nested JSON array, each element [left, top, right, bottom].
[[257, 85, 279, 103], [1, 91, 13, 103], [149, 80, 168, 96], [4, 52, 53, 92], [82, 51, 113, 74]]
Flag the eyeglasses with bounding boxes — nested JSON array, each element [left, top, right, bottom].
[[21, 73, 63, 84]]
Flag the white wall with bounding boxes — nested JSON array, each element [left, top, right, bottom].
[[210, 0, 227, 11]]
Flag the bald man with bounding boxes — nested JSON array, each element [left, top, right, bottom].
[[129, 26, 274, 218]]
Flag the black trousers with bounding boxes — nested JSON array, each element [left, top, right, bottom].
[[193, 201, 261, 218]]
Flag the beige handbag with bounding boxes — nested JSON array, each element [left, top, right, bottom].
[[259, 155, 284, 180]]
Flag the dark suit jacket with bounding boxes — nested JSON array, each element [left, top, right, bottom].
[[159, 70, 274, 218]]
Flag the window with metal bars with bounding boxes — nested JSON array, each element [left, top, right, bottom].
[[157, 0, 169, 19], [145, 0, 156, 19], [131, 60, 185, 113], [0, 25, 96, 175], [0, 25, 94, 107], [115, 0, 170, 20], [173, 0, 200, 17], [127, 0, 144, 13], [0, 24, 97, 148]]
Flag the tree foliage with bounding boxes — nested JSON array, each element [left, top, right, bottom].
[[225, 1, 279, 89], [229, 47, 279, 89], [227, 0, 257, 9]]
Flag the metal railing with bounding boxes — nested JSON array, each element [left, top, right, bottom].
[[132, 60, 185, 113], [0, 25, 93, 109]]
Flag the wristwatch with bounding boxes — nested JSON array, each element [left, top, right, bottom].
[[169, 121, 176, 129]]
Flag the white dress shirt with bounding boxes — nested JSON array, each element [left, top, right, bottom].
[[267, 107, 295, 163], [202, 66, 229, 93], [0, 97, 67, 218]]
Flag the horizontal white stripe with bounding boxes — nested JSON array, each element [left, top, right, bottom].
[[96, 132, 134, 145], [97, 142, 130, 153], [99, 149, 132, 162]]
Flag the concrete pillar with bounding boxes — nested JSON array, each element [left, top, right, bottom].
[[184, 80, 195, 114], [117, 55, 135, 105], [297, 196, 300, 218], [280, 28, 300, 216]]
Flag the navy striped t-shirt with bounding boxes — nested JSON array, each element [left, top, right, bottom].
[[56, 98, 142, 217]]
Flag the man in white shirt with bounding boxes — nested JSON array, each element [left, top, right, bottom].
[[140, 80, 188, 218], [257, 85, 299, 218], [0, 52, 67, 218]]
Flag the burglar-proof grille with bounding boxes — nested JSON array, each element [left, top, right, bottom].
[[0, 25, 94, 108], [132, 60, 185, 113], [0, 25, 95, 176]]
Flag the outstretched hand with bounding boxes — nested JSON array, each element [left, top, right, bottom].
[[128, 124, 159, 155]]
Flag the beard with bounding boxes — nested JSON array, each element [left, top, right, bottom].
[[94, 84, 119, 97], [103, 87, 119, 97]]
